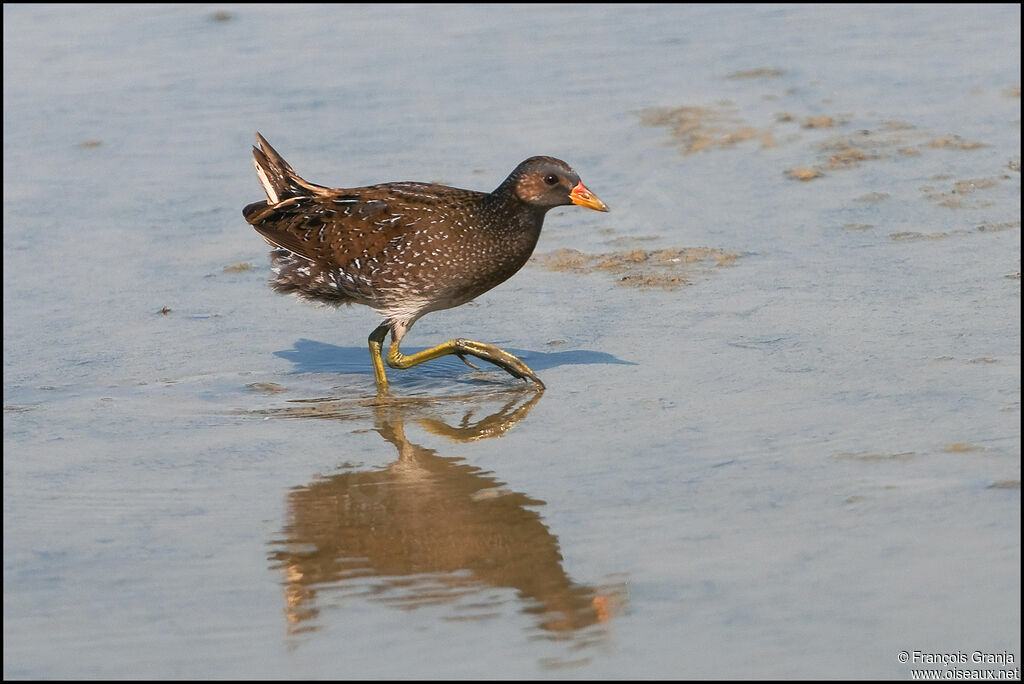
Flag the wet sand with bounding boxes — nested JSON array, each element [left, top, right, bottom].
[[3, 4, 1020, 679]]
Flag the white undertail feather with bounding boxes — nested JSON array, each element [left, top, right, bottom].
[[254, 158, 280, 204], [251, 133, 333, 204]]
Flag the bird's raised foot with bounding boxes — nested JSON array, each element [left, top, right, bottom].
[[451, 339, 545, 389]]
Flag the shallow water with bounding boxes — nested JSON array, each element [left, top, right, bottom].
[[3, 4, 1020, 679]]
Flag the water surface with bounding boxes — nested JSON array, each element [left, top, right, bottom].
[[3, 4, 1020, 679]]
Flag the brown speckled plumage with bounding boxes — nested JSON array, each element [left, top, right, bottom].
[[243, 133, 608, 389]]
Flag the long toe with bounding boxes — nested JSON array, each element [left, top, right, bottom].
[[477, 345, 544, 388]]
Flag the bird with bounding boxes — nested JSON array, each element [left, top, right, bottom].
[[242, 133, 608, 391]]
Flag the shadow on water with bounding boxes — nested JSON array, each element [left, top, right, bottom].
[[273, 338, 636, 376], [258, 388, 627, 667]]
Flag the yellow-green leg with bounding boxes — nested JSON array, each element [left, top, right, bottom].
[[368, 323, 544, 389], [368, 323, 391, 390]]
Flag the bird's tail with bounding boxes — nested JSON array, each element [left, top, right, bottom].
[[250, 132, 328, 204]]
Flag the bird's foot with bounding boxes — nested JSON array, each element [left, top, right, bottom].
[[452, 339, 545, 389]]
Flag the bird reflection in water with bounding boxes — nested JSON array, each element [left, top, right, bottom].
[[263, 387, 625, 659]]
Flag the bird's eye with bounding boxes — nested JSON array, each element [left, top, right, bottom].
[[543, 174, 559, 186]]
